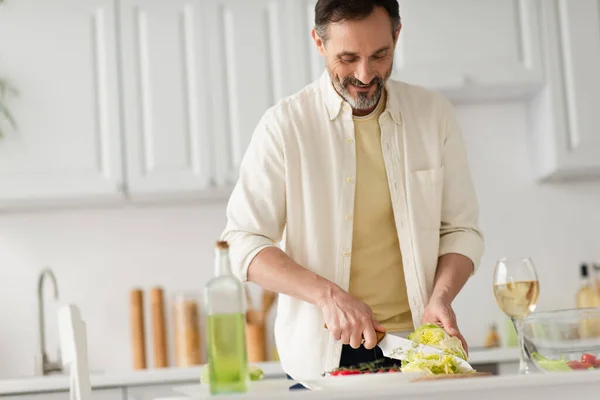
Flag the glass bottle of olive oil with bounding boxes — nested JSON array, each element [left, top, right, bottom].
[[204, 241, 248, 395]]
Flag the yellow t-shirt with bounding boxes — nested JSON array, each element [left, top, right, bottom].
[[348, 92, 413, 333]]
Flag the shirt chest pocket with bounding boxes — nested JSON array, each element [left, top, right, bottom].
[[409, 166, 444, 230]]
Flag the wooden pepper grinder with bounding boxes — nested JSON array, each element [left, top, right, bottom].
[[130, 288, 147, 369], [150, 287, 168, 368]]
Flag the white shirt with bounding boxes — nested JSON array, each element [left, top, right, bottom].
[[221, 71, 485, 381]]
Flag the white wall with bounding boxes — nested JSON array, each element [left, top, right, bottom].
[[452, 100, 600, 346], [1, 100, 600, 378]]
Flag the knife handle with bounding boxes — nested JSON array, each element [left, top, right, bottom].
[[323, 324, 387, 344]]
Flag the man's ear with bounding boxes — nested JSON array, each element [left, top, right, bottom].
[[311, 28, 326, 56], [394, 23, 402, 46]]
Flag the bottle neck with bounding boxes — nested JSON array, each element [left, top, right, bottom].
[[214, 248, 232, 277]]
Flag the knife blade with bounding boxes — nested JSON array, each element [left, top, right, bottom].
[[377, 332, 442, 360]]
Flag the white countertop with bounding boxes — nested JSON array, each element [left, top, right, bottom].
[[0, 347, 519, 395], [159, 370, 600, 400]]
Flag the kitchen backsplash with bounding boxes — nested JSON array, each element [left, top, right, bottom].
[[0, 101, 600, 379]]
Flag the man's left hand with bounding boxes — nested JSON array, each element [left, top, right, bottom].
[[421, 296, 468, 354]]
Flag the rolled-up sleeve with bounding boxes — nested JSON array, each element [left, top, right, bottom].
[[437, 98, 485, 273], [220, 114, 286, 282]]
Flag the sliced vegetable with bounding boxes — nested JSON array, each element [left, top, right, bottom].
[[325, 359, 406, 376], [531, 352, 575, 372], [400, 351, 473, 375], [567, 361, 586, 370], [408, 323, 468, 361], [249, 365, 264, 381], [581, 353, 596, 365]]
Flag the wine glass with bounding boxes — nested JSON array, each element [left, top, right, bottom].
[[493, 257, 540, 374]]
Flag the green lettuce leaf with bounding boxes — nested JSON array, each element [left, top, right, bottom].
[[530, 352, 572, 372], [408, 323, 468, 361], [400, 351, 473, 375]]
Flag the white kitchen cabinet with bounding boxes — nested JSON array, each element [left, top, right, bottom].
[[127, 383, 180, 400], [119, 0, 213, 198], [0, 393, 70, 400], [393, 0, 544, 100], [1, 388, 124, 400], [0, 0, 125, 208], [120, 0, 306, 194], [206, 0, 302, 186], [529, 0, 600, 181], [303, 0, 544, 101]]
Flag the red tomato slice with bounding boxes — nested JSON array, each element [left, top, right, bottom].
[[567, 361, 583, 369], [568, 361, 593, 370], [581, 353, 597, 365]]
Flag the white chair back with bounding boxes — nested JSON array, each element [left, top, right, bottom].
[[58, 304, 92, 400]]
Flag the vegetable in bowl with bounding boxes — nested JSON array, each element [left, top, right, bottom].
[[531, 352, 600, 372]]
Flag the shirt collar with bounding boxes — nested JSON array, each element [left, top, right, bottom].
[[320, 70, 402, 125]]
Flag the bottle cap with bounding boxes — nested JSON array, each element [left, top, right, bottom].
[[581, 263, 589, 277]]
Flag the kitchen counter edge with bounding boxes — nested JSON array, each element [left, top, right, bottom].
[[0, 348, 520, 395]]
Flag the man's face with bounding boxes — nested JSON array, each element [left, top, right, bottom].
[[313, 7, 400, 112]]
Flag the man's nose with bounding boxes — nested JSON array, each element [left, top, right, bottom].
[[355, 60, 375, 86]]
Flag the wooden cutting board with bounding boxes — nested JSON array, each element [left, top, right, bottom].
[[412, 372, 492, 382]]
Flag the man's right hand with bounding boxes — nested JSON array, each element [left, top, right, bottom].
[[320, 287, 386, 350]]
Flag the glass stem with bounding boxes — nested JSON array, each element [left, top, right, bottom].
[[515, 317, 529, 374]]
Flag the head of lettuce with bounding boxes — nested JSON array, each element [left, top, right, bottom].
[[408, 323, 468, 361]]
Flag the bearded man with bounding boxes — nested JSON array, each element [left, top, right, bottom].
[[221, 0, 484, 381]]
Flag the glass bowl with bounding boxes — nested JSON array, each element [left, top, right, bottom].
[[522, 308, 600, 372]]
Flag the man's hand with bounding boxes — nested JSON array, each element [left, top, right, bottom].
[[320, 287, 386, 350], [424, 253, 474, 354], [422, 296, 468, 354]]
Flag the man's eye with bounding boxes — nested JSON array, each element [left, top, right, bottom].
[[372, 53, 387, 60], [341, 57, 358, 63]]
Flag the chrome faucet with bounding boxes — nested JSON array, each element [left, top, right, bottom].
[[36, 268, 62, 375]]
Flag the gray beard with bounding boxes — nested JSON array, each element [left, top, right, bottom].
[[337, 83, 383, 110], [329, 71, 387, 111]]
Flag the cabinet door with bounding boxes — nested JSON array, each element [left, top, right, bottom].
[[0, 0, 124, 208], [119, 0, 213, 198], [394, 0, 543, 99], [2, 388, 124, 400], [1, 393, 70, 400], [304, 0, 543, 101], [530, 0, 600, 181], [127, 383, 182, 400], [205, 0, 294, 186]]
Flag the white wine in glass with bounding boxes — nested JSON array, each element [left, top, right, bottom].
[[493, 257, 539, 374]]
